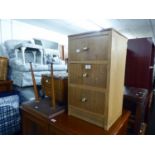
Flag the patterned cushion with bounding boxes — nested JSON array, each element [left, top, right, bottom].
[[0, 93, 20, 135], [0, 106, 20, 135]]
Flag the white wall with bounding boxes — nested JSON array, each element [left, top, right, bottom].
[[0, 20, 12, 43], [0, 19, 68, 57]]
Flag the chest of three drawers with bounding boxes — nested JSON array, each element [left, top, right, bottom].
[[68, 29, 127, 130]]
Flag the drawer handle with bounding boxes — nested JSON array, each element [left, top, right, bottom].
[[76, 49, 81, 53], [82, 73, 88, 78], [83, 47, 89, 51], [81, 97, 87, 103]]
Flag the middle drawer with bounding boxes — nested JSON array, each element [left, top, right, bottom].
[[69, 63, 107, 88]]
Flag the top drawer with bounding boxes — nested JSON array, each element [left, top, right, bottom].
[[69, 34, 110, 61]]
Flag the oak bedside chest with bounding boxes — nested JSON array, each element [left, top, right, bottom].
[[68, 28, 127, 130]]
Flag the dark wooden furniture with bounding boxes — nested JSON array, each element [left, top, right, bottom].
[[0, 80, 13, 93], [123, 86, 148, 134], [125, 37, 155, 125], [20, 99, 131, 135], [59, 45, 65, 60], [21, 98, 66, 135], [125, 37, 155, 93]]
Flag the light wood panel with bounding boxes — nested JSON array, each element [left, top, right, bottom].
[[105, 30, 127, 129]]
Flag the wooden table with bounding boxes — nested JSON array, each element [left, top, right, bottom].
[[20, 99, 131, 135]]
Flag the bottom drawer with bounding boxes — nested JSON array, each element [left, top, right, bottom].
[[68, 86, 106, 128]]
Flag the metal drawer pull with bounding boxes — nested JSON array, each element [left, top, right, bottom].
[[81, 97, 87, 103], [82, 47, 89, 51], [82, 73, 88, 77], [76, 49, 80, 53]]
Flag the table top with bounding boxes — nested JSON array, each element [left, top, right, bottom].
[[49, 110, 130, 135], [21, 98, 66, 119]]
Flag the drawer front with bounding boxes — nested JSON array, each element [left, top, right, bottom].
[[69, 63, 107, 88], [69, 34, 109, 61], [42, 76, 67, 92], [41, 76, 68, 103], [68, 86, 105, 115]]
